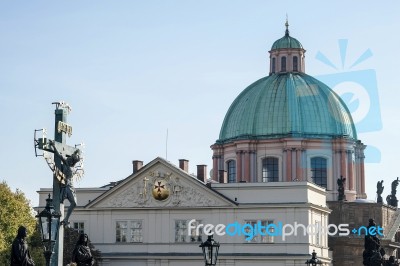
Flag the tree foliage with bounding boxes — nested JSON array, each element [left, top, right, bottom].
[[0, 181, 38, 264], [29, 226, 46, 266]]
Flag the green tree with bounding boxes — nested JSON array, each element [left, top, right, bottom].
[[29, 226, 46, 266], [0, 181, 37, 264]]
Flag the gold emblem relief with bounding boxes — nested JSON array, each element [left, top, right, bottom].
[[152, 178, 170, 201]]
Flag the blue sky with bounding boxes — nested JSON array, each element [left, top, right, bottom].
[[1, 1, 399, 206]]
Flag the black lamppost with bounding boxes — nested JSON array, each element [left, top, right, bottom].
[[199, 235, 220, 266], [305, 250, 323, 266], [36, 194, 61, 266]]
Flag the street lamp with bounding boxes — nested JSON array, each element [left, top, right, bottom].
[[199, 235, 220, 266], [36, 194, 61, 266], [305, 250, 323, 266]]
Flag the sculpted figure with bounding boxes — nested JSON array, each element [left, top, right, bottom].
[[10, 226, 35, 266], [387, 177, 399, 207], [377, 180, 384, 203], [363, 219, 385, 266], [392, 178, 399, 194], [72, 234, 94, 266], [50, 140, 81, 226], [337, 176, 346, 201]]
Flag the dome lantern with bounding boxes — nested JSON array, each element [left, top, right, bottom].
[[269, 20, 306, 74]]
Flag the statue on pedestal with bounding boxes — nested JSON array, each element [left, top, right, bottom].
[[363, 219, 385, 266], [337, 176, 346, 201], [72, 233, 94, 266], [386, 177, 399, 207], [377, 180, 384, 203], [10, 226, 35, 266]]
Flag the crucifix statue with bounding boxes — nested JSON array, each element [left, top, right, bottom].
[[34, 101, 83, 266], [49, 140, 81, 225]]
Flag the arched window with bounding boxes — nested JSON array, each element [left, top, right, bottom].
[[227, 160, 236, 183], [262, 157, 279, 182], [281, 56, 286, 72], [272, 58, 276, 73], [293, 56, 298, 71], [311, 157, 327, 188]]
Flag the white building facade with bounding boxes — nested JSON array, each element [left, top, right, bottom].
[[38, 157, 331, 265]]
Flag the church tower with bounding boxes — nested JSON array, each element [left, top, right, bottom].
[[211, 21, 367, 201]]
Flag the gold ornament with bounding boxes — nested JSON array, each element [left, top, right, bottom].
[[152, 178, 170, 201]]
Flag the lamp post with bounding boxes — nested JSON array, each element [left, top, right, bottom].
[[36, 194, 61, 266], [305, 250, 323, 266], [199, 235, 220, 266]]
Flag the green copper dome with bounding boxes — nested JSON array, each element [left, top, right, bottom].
[[271, 34, 303, 50], [271, 22, 303, 50], [217, 73, 357, 143]]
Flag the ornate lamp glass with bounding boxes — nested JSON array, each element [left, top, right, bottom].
[[36, 194, 61, 266], [305, 250, 323, 266], [199, 235, 220, 266]]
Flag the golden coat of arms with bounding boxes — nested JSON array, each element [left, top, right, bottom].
[[152, 178, 170, 201]]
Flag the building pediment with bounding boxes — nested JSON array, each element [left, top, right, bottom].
[[87, 157, 235, 209]]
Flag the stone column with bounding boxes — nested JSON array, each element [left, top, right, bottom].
[[282, 148, 287, 182], [340, 150, 349, 189], [333, 150, 339, 193], [211, 145, 223, 182], [353, 141, 366, 198], [301, 149, 306, 181], [286, 148, 292, 181], [236, 150, 242, 182], [212, 155, 219, 182], [250, 151, 256, 182], [344, 150, 349, 190], [296, 148, 303, 181], [219, 170, 227, 183], [347, 150, 354, 190], [357, 141, 367, 196], [360, 155, 365, 195], [219, 155, 224, 174], [244, 151, 250, 182], [340, 150, 346, 178]]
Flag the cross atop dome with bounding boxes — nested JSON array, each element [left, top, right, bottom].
[[285, 15, 289, 36]]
